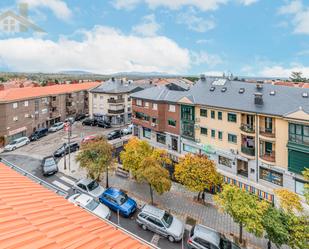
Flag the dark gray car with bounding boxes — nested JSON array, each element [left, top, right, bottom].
[[42, 156, 58, 176]]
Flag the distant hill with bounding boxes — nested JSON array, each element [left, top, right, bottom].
[[58, 70, 95, 75]]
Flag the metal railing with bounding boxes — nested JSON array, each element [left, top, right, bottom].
[[259, 127, 275, 138], [241, 145, 255, 156], [108, 109, 125, 114], [0, 157, 68, 197], [240, 123, 255, 133], [108, 98, 124, 103]]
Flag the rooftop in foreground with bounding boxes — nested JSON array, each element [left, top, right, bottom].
[[0, 161, 153, 249]]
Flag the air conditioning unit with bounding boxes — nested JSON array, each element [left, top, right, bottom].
[[151, 123, 156, 127], [194, 124, 200, 129], [195, 138, 201, 143]]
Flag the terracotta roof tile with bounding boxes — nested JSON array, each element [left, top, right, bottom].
[[0, 162, 153, 249], [0, 82, 101, 102]]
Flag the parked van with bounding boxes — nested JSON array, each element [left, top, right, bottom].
[[29, 128, 49, 141]]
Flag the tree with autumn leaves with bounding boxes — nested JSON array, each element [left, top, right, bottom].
[[175, 154, 222, 201], [120, 137, 171, 204]]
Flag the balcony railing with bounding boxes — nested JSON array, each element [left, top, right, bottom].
[[240, 123, 255, 133], [260, 152, 276, 162], [237, 169, 248, 178], [260, 127, 275, 138], [108, 98, 124, 103], [108, 109, 125, 114], [241, 145, 255, 156]]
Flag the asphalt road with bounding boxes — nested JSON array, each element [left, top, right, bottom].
[[0, 122, 190, 249]]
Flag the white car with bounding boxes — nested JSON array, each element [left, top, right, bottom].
[[68, 193, 111, 220], [72, 178, 105, 198], [4, 137, 30, 151], [121, 124, 133, 135], [49, 122, 64, 132]]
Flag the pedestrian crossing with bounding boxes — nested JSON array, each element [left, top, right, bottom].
[[51, 175, 76, 192], [52, 180, 71, 191], [59, 175, 75, 185]]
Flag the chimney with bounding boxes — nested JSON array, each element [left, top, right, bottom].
[[254, 93, 263, 105]]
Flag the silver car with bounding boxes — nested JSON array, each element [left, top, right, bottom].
[[49, 122, 64, 132], [187, 224, 241, 249], [68, 193, 111, 220], [4, 137, 30, 151], [72, 178, 105, 198], [136, 204, 185, 242]]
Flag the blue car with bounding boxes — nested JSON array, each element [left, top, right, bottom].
[[99, 188, 137, 217]]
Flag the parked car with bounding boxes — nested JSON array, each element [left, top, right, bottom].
[[187, 224, 241, 249], [75, 113, 86, 121], [41, 156, 58, 176], [65, 117, 75, 124], [121, 124, 133, 135], [99, 187, 137, 217], [68, 193, 111, 220], [82, 118, 97, 126], [29, 128, 49, 141], [136, 204, 184, 242], [4, 137, 30, 151], [53, 142, 79, 157], [81, 135, 99, 145], [97, 120, 111, 128], [72, 178, 105, 198], [107, 130, 122, 140], [49, 122, 64, 132]]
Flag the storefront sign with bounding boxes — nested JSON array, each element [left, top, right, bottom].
[[8, 126, 27, 136]]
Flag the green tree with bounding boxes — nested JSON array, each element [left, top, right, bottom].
[[290, 72, 305, 82], [175, 154, 222, 200], [76, 138, 113, 185], [274, 188, 303, 213], [136, 157, 171, 204], [215, 184, 269, 244], [286, 213, 309, 249], [262, 206, 290, 249]]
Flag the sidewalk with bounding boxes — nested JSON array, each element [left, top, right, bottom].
[[58, 154, 282, 249]]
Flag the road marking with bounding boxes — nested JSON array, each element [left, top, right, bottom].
[[59, 176, 75, 186], [150, 234, 160, 245], [52, 180, 70, 191]]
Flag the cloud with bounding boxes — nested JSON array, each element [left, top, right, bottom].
[[278, 0, 309, 35], [196, 39, 213, 44], [177, 8, 215, 32], [112, 0, 141, 10], [0, 26, 190, 74], [17, 0, 72, 21], [191, 51, 223, 68], [260, 64, 309, 78], [132, 14, 160, 36], [237, 0, 258, 6]]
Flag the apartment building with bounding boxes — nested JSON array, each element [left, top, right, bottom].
[[0, 82, 100, 145], [132, 76, 309, 201], [89, 78, 149, 126], [131, 85, 189, 162]]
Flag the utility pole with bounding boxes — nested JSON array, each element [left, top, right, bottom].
[[68, 122, 72, 172]]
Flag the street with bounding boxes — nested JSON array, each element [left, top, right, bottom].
[[0, 122, 190, 249]]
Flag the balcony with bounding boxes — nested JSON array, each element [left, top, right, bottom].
[[240, 123, 255, 134], [108, 98, 124, 103], [260, 152, 276, 163], [260, 127, 275, 138], [241, 146, 255, 156], [108, 109, 125, 114]]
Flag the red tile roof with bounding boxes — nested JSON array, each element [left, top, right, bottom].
[[0, 162, 152, 249], [0, 82, 101, 103]]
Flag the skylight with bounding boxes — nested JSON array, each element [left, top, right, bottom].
[[212, 79, 227, 86]]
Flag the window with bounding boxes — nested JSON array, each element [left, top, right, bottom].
[[24, 101, 28, 107], [13, 102, 18, 109], [153, 103, 157, 110], [228, 134, 237, 144], [128, 97, 131, 101], [100, 96, 103, 99], [168, 119, 176, 127], [181, 123, 194, 139], [211, 130, 215, 138], [260, 167, 283, 186], [218, 111, 222, 120], [289, 123, 309, 145], [211, 110, 215, 119], [168, 104, 176, 112], [156, 133, 166, 144], [200, 109, 207, 117], [219, 156, 232, 167], [228, 113, 237, 122], [136, 99, 142, 106], [145, 102, 149, 108], [200, 127, 208, 135], [152, 117, 157, 124], [94, 94, 97, 98], [77, 183, 87, 191], [265, 117, 273, 132], [13, 116, 18, 121], [218, 131, 223, 140], [183, 144, 199, 154], [295, 179, 305, 195], [143, 128, 151, 139], [181, 105, 194, 121], [193, 238, 211, 248]]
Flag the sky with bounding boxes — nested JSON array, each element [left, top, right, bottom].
[[0, 0, 309, 78]]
